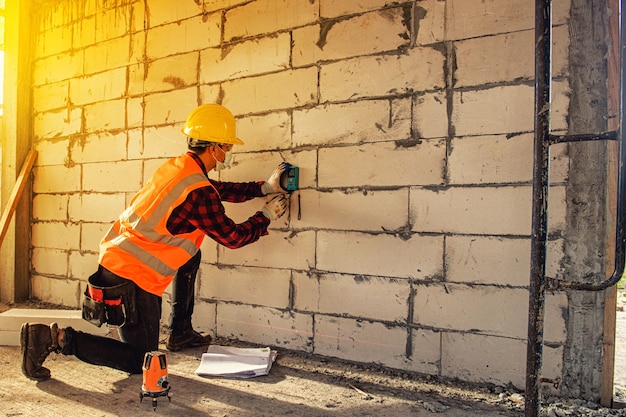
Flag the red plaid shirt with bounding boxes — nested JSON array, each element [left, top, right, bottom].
[[166, 152, 270, 248]]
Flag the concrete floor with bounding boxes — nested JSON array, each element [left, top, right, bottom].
[[0, 338, 524, 417], [0, 304, 623, 416]]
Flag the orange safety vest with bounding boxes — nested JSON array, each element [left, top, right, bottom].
[[99, 154, 211, 296]]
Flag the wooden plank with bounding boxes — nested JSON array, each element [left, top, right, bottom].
[[0, 150, 37, 248]]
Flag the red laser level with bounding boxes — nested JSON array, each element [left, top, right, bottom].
[[139, 351, 171, 410]]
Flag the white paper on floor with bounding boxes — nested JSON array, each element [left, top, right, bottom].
[[194, 345, 277, 378]]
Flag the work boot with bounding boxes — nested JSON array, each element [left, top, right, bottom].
[[21, 322, 60, 381], [166, 329, 211, 352]]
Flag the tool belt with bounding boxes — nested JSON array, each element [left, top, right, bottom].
[[81, 270, 137, 327]]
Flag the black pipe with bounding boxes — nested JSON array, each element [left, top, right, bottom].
[[549, 130, 619, 144], [527, 1, 626, 414], [526, 0, 552, 416], [544, 3, 626, 293]]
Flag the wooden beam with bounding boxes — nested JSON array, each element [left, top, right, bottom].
[[0, 150, 36, 248]]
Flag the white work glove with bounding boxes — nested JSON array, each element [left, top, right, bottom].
[[261, 162, 289, 195], [261, 194, 288, 220]]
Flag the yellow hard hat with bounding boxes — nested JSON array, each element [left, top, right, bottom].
[[181, 104, 244, 146]]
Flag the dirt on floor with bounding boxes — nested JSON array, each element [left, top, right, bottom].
[[0, 297, 624, 417]]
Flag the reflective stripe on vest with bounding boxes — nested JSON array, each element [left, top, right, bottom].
[[99, 154, 211, 295]]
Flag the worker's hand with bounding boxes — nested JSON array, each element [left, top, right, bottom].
[[261, 194, 288, 220], [261, 162, 289, 195]]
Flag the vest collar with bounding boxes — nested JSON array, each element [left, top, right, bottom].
[[186, 152, 208, 177]]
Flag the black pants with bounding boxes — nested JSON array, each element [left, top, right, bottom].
[[63, 251, 202, 374]]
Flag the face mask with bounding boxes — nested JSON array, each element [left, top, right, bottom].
[[213, 146, 233, 171]]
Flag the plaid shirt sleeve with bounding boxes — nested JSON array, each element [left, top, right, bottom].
[[167, 184, 270, 249]]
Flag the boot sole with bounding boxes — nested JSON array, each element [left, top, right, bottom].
[[20, 322, 31, 379], [20, 322, 51, 381], [166, 338, 211, 352]]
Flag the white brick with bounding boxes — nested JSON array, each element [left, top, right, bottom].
[[84, 99, 127, 132], [34, 108, 83, 139], [33, 139, 70, 167], [82, 161, 143, 193], [314, 316, 408, 368], [414, 285, 527, 338], [144, 87, 198, 126], [199, 0, 250, 13], [455, 26, 569, 88], [33, 165, 81, 193], [452, 82, 570, 136], [200, 34, 290, 83], [81, 223, 111, 252], [293, 99, 411, 147], [33, 194, 67, 221], [218, 230, 315, 270], [36, 25, 72, 57], [217, 303, 313, 350], [33, 51, 84, 86], [32, 222, 81, 250], [320, 0, 401, 19], [410, 185, 566, 235], [544, 291, 568, 344], [146, 15, 221, 60], [95, 7, 131, 41], [412, 186, 529, 235], [69, 193, 128, 223], [413, 0, 446, 45], [292, 189, 409, 232], [445, 0, 570, 41], [32, 248, 68, 277], [144, 52, 199, 93], [185, 301, 216, 336], [127, 97, 144, 128], [138, 125, 189, 159], [409, 328, 441, 375], [450, 137, 570, 187], [224, 0, 318, 41], [131, 2, 146, 33], [441, 332, 563, 389], [413, 284, 567, 342], [293, 8, 410, 66], [198, 265, 290, 308], [413, 92, 449, 139], [319, 140, 445, 188], [199, 84, 221, 104], [235, 111, 292, 152], [294, 272, 410, 322], [31, 275, 81, 308], [84, 37, 131, 74], [33, 81, 69, 113], [317, 231, 444, 279], [128, 63, 146, 96], [148, 1, 204, 27], [446, 236, 530, 286], [69, 252, 99, 281], [147, 1, 204, 26], [71, 131, 128, 164], [449, 134, 533, 185], [320, 46, 444, 101], [129, 30, 145, 65], [222, 67, 318, 115], [70, 68, 127, 106], [73, 16, 96, 49]]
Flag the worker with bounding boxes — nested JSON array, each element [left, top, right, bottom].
[[21, 103, 289, 381]]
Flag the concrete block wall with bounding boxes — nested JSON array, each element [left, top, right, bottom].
[[27, 0, 597, 395]]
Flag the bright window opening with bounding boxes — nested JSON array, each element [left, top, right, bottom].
[[0, 0, 4, 117]]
